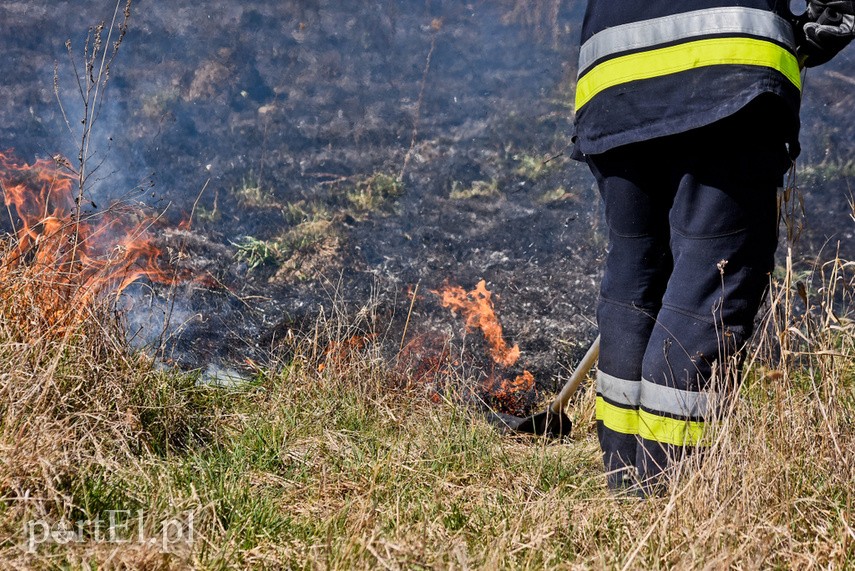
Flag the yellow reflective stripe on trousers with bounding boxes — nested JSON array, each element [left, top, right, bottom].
[[596, 396, 638, 435], [598, 397, 708, 446], [575, 37, 801, 110], [638, 409, 707, 447]]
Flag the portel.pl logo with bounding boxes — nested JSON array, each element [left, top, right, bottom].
[[24, 510, 194, 553]]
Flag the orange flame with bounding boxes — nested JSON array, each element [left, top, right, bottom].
[[0, 150, 180, 334], [486, 370, 535, 413], [434, 280, 536, 415], [318, 333, 378, 373], [435, 280, 520, 367]]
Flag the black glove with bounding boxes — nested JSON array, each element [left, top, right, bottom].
[[808, 0, 855, 15], [800, 1, 855, 66]]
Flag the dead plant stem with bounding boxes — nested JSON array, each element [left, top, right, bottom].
[[399, 21, 440, 182], [399, 280, 420, 351]]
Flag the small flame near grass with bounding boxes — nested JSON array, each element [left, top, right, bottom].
[[317, 333, 378, 373], [436, 280, 520, 367], [433, 279, 535, 414]]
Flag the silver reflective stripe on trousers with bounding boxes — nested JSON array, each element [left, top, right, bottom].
[[640, 378, 717, 419], [596, 370, 640, 406], [578, 7, 797, 75]]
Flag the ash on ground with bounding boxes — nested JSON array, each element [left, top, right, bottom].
[[2, 1, 853, 413]]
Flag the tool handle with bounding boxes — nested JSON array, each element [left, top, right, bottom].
[[548, 335, 600, 414]]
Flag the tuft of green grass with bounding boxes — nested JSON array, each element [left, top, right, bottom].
[[537, 186, 573, 204], [231, 222, 338, 277], [346, 172, 403, 213], [513, 152, 565, 181], [798, 159, 855, 185], [232, 174, 280, 209], [449, 179, 499, 200], [232, 235, 279, 269]]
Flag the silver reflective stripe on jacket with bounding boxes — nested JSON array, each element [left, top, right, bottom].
[[578, 7, 797, 76], [640, 378, 717, 419], [596, 370, 640, 406]]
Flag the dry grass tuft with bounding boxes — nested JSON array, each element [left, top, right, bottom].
[[500, 0, 583, 48]]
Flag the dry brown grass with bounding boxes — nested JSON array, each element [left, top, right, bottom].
[[0, 126, 853, 568], [0, 247, 853, 568], [0, 199, 212, 568], [0, 149, 852, 567], [7, 0, 851, 563], [501, 0, 566, 48]]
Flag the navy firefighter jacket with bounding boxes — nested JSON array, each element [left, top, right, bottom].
[[572, 1, 803, 157]]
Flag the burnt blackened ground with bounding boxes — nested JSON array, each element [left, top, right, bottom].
[[1, 1, 854, 411]]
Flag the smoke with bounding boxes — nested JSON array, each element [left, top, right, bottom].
[[119, 282, 203, 354]]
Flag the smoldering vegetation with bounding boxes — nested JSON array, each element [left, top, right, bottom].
[[1, 0, 852, 399], [0, 2, 854, 568]]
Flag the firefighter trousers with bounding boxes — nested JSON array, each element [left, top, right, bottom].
[[586, 100, 792, 494]]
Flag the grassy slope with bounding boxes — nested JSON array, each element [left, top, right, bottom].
[[0, 257, 854, 571], [0, 166, 853, 567]]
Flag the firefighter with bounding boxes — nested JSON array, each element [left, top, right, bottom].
[[572, 1, 854, 494]]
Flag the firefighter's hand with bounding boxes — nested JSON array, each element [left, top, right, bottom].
[[808, 0, 855, 16], [800, 3, 855, 67]]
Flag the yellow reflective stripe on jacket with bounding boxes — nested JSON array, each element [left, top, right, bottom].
[[578, 7, 796, 74], [575, 37, 801, 110], [596, 396, 638, 435], [638, 409, 707, 447]]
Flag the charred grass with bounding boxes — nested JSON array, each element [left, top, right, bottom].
[[0, 251, 854, 569], [3, 0, 854, 567]]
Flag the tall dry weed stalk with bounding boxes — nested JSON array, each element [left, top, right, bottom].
[[501, 0, 565, 48], [54, 0, 131, 270], [0, 0, 154, 528]]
